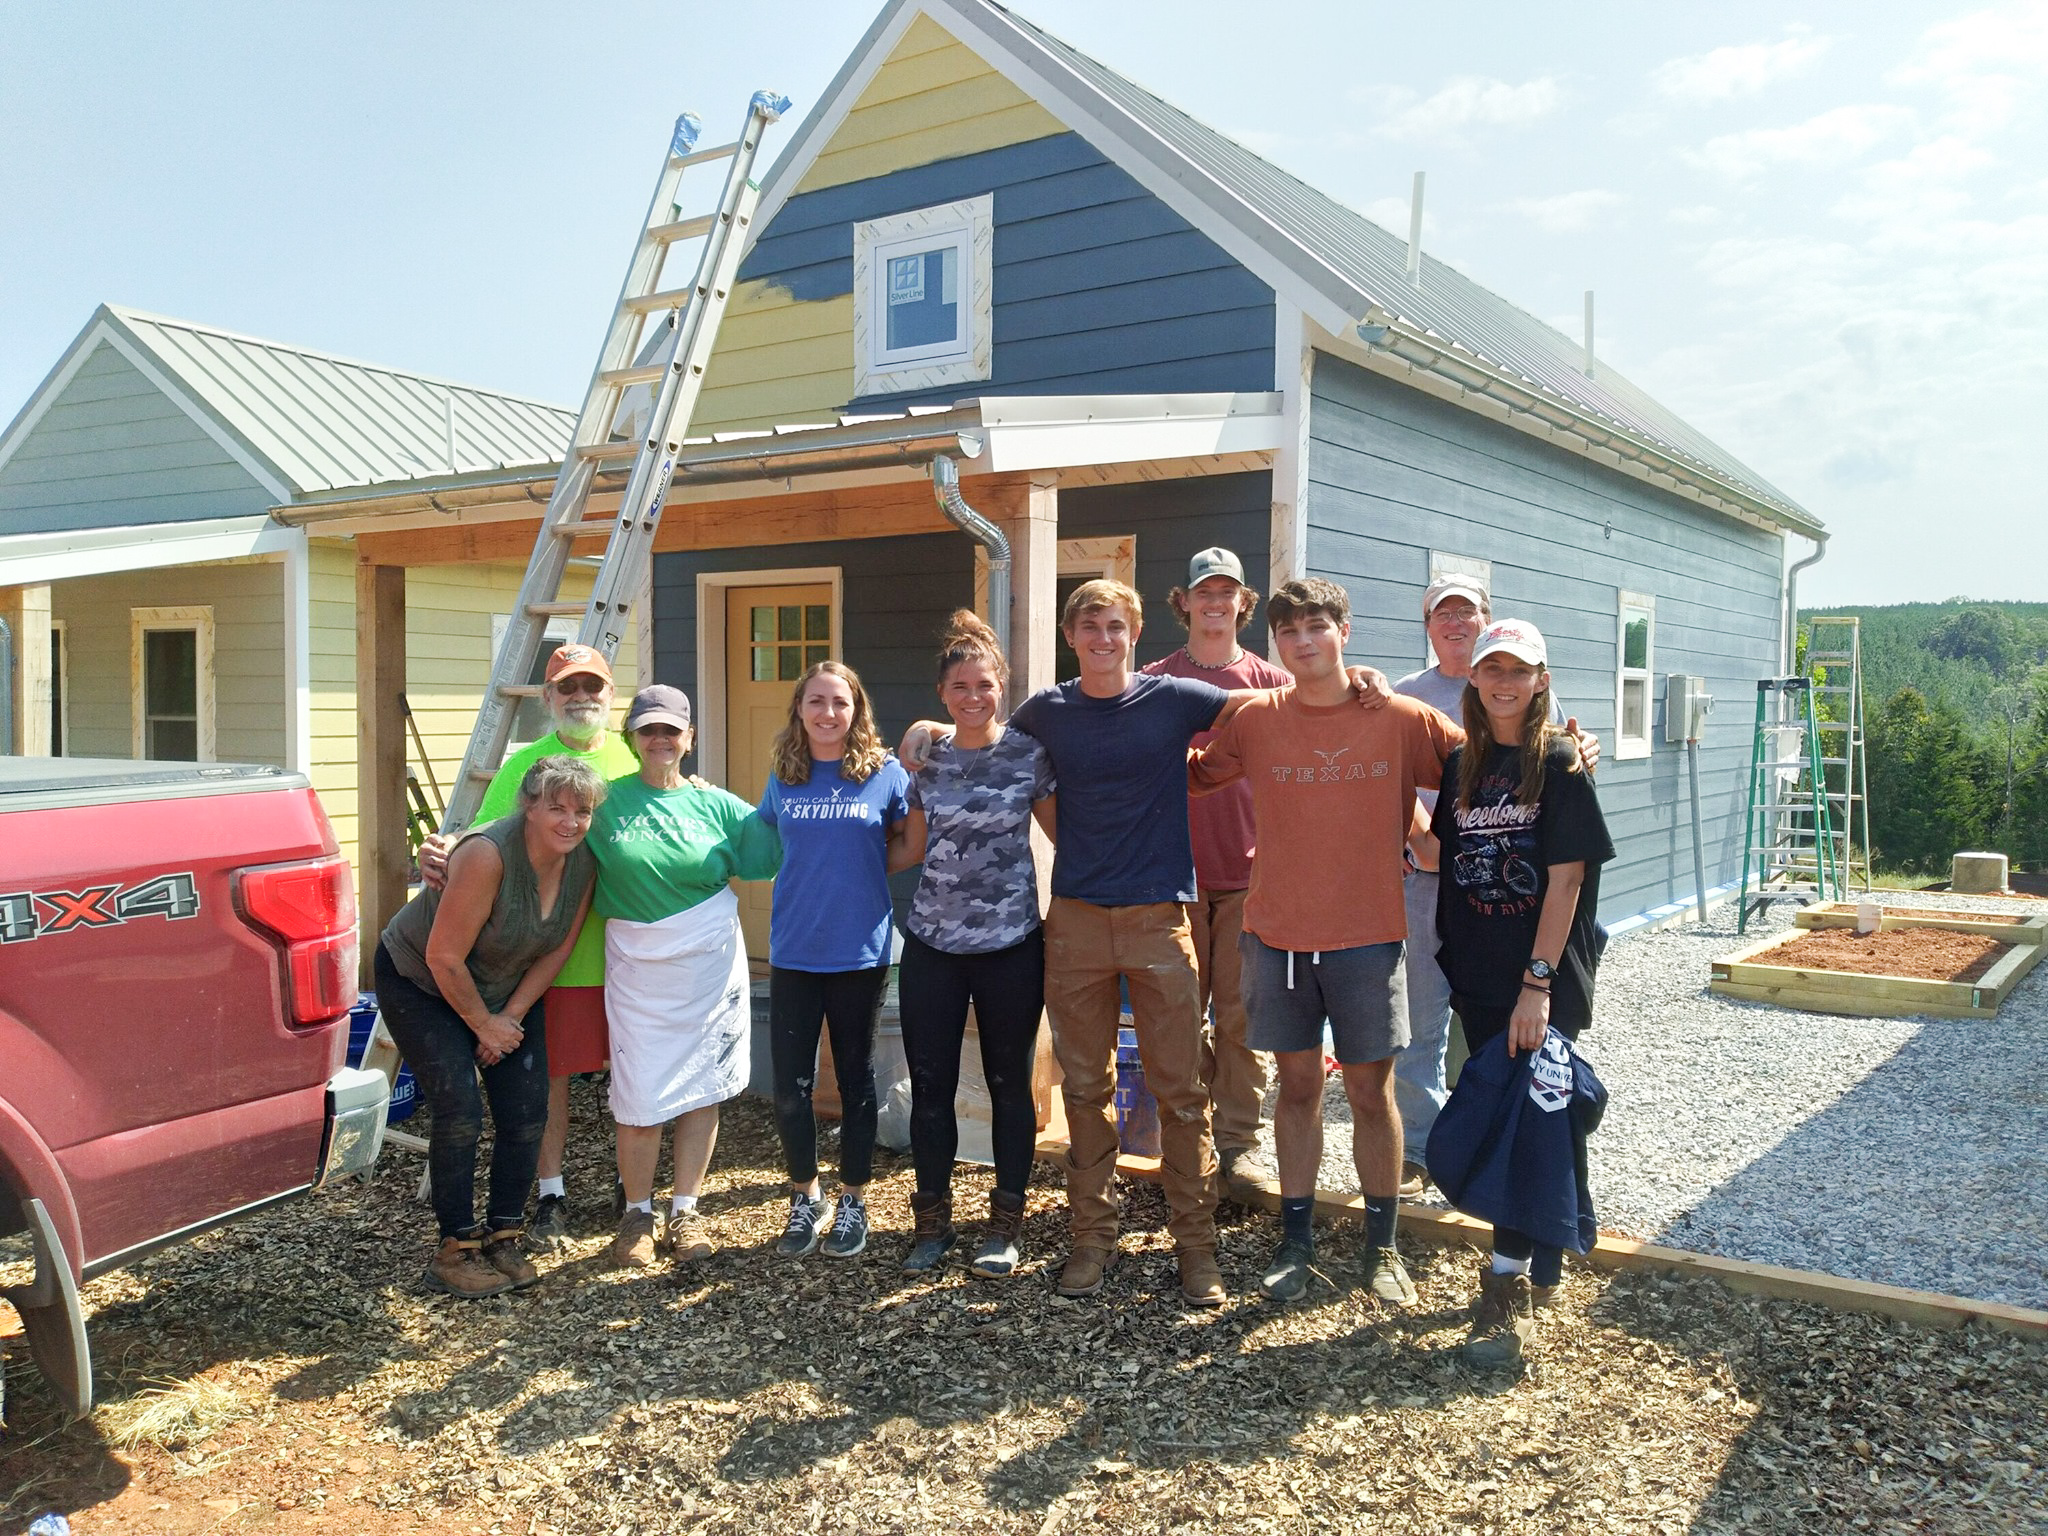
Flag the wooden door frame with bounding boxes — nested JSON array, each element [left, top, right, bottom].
[[694, 565, 843, 784]]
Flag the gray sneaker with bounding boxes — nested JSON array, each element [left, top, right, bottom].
[[821, 1192, 869, 1259], [773, 1193, 828, 1258], [1258, 1237, 1316, 1302], [1364, 1244, 1417, 1306]]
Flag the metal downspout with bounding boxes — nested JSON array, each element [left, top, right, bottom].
[[0, 615, 14, 754], [931, 455, 1010, 658], [1783, 534, 1830, 673]]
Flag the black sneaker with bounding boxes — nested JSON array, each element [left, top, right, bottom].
[[773, 1193, 827, 1258], [821, 1192, 869, 1259], [1258, 1236, 1316, 1302], [528, 1192, 570, 1250]]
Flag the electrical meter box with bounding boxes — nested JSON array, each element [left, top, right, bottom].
[[1665, 674, 1712, 743]]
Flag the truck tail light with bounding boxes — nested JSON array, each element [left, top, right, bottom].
[[234, 855, 359, 1027]]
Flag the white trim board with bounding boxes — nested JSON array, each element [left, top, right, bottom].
[[0, 514, 300, 587], [693, 566, 844, 786], [130, 605, 215, 763]]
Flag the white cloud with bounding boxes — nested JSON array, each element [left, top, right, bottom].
[[1652, 35, 1834, 102], [1511, 189, 1624, 233], [1686, 104, 1915, 181], [1370, 76, 1562, 143], [1667, 204, 1723, 226]]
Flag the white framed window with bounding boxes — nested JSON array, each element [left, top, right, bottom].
[[49, 618, 68, 756], [131, 606, 214, 762], [852, 195, 993, 396], [491, 613, 579, 750], [1616, 590, 1656, 760], [1425, 550, 1492, 665]]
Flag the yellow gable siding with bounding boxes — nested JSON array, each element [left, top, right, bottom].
[[689, 13, 1066, 435], [306, 539, 633, 891]]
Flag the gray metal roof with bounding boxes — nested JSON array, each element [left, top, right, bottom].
[[953, 1, 1808, 522], [103, 305, 574, 497]]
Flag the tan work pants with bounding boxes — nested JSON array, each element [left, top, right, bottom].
[[1043, 897, 1217, 1253], [1189, 886, 1267, 1156]]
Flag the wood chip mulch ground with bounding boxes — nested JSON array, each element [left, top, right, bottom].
[[1756, 927, 2013, 982], [4, 1088, 2044, 1535]]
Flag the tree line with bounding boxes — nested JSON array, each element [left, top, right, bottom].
[[1803, 602, 2048, 874]]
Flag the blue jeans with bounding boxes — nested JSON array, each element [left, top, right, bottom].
[[1393, 869, 1454, 1163], [373, 944, 550, 1239]]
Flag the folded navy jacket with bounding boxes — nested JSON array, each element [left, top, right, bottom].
[[1425, 1028, 1608, 1255]]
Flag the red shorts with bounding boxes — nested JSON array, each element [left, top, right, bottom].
[[543, 985, 610, 1076]]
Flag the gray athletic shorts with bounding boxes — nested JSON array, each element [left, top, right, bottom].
[[1239, 932, 1410, 1065]]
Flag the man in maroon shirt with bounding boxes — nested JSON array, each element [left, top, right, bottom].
[[1141, 548, 1290, 1181]]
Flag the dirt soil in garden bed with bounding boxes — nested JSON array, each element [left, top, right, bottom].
[[5, 1088, 2045, 1536], [1755, 927, 2012, 982], [1818, 905, 2027, 925]]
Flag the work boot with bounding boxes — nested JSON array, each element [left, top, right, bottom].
[[1364, 1245, 1418, 1307], [1462, 1266, 1534, 1367], [1532, 1281, 1561, 1312], [901, 1192, 956, 1274], [1056, 1245, 1117, 1298], [609, 1207, 658, 1269], [424, 1236, 513, 1299], [971, 1190, 1027, 1280], [1177, 1246, 1227, 1308], [665, 1207, 715, 1265], [528, 1192, 571, 1250], [481, 1226, 539, 1290], [1398, 1161, 1429, 1199]]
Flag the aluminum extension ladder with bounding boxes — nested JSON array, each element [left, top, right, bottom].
[[1736, 676, 1837, 933], [1805, 615, 1872, 895], [440, 90, 789, 836]]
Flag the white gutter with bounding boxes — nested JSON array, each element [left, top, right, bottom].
[[0, 514, 298, 586]]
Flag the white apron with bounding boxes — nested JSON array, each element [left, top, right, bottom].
[[603, 885, 751, 1126]]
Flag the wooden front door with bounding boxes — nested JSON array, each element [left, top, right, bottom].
[[724, 583, 834, 960]]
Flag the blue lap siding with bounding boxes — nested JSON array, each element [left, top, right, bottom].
[[1305, 354, 1783, 924], [740, 132, 1276, 408]]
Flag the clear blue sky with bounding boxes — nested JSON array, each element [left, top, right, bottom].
[[4, 1, 2042, 605]]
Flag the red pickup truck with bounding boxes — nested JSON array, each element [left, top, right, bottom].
[[0, 757, 386, 1422]]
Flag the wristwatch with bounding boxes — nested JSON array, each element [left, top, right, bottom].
[[1524, 958, 1554, 982]]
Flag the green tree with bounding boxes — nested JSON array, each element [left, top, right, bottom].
[[1866, 686, 1994, 872], [1927, 606, 2025, 678]]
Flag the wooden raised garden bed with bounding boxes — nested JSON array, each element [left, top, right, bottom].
[[1710, 906, 2048, 1018]]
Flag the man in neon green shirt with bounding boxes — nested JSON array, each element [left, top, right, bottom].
[[423, 643, 637, 1247]]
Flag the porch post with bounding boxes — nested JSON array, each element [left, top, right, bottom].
[[1004, 475, 1059, 712], [355, 560, 407, 981], [0, 585, 53, 756]]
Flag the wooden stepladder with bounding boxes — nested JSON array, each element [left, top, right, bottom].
[[440, 89, 789, 837]]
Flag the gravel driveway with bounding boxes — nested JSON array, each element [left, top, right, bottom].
[[1233, 889, 2048, 1311]]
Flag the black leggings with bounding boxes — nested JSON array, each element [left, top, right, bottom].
[[373, 943, 549, 1239], [1457, 997, 1582, 1288], [769, 964, 888, 1187], [898, 928, 1044, 1200]]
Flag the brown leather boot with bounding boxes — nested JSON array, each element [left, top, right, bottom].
[[1463, 1266, 1534, 1367], [971, 1190, 1026, 1280], [424, 1236, 513, 1299], [1056, 1245, 1117, 1298], [901, 1192, 956, 1274], [1177, 1246, 1227, 1308], [481, 1227, 539, 1290]]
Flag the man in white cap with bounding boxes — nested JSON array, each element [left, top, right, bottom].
[[1393, 578, 1581, 1196], [1141, 547, 1289, 1182], [419, 643, 639, 1245]]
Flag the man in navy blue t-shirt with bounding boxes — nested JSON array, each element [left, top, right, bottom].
[[910, 579, 1388, 1305]]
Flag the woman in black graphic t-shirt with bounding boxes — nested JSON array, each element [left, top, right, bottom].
[[1430, 618, 1613, 1368]]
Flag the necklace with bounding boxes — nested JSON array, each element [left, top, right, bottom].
[[1180, 644, 1244, 671], [950, 724, 1003, 780]]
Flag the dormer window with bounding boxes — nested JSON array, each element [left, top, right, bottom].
[[853, 195, 992, 396]]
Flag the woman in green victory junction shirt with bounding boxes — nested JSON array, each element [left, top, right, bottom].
[[588, 685, 782, 1271]]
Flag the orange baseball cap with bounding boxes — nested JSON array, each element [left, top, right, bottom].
[[544, 643, 613, 686]]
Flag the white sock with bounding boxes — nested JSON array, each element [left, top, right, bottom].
[[672, 1194, 698, 1215], [1491, 1252, 1532, 1277], [537, 1176, 565, 1199], [627, 1198, 653, 1215]]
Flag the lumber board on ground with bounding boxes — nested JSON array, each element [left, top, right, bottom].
[[1795, 903, 2048, 944], [1707, 913, 2048, 1017]]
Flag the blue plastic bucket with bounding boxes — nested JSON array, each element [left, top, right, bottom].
[[347, 993, 417, 1124], [1112, 1022, 1160, 1157]]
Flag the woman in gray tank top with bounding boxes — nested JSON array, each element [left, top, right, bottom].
[[374, 756, 605, 1299]]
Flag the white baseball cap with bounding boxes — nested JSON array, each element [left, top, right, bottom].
[[1470, 618, 1547, 668], [1422, 575, 1489, 617]]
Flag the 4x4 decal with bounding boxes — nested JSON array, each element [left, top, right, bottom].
[[0, 872, 201, 944]]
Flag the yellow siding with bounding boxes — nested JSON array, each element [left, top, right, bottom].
[[304, 540, 636, 895], [793, 15, 1064, 195], [690, 14, 1067, 435]]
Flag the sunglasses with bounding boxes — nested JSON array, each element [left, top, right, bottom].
[[553, 677, 607, 697]]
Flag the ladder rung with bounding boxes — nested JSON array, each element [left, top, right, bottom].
[[647, 213, 715, 244], [1807, 651, 1853, 662], [554, 516, 633, 538], [622, 287, 696, 315], [466, 766, 495, 783], [498, 683, 544, 699], [671, 139, 740, 169], [1813, 685, 1853, 695], [598, 362, 669, 389], [527, 601, 589, 618], [577, 440, 641, 464]]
